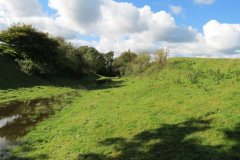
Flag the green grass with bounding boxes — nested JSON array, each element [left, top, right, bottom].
[[0, 55, 47, 90], [2, 58, 240, 159], [0, 55, 101, 104], [0, 56, 76, 105], [0, 86, 77, 104]]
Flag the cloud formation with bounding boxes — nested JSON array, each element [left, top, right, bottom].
[[0, 0, 42, 17], [203, 20, 240, 53], [48, 0, 103, 34], [0, 0, 239, 58]]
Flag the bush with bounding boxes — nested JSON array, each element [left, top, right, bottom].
[[0, 24, 59, 75], [16, 58, 51, 75], [154, 48, 170, 69], [125, 53, 151, 75], [54, 37, 85, 77], [113, 50, 137, 76]]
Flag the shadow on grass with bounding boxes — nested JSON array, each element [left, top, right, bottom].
[[1, 152, 49, 160], [1, 140, 49, 160], [0, 72, 125, 91], [78, 118, 240, 160], [224, 123, 240, 158], [0, 55, 125, 90]]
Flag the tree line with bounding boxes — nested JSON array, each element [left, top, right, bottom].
[[0, 24, 169, 78]]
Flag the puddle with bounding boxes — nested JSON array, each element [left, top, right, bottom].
[[0, 115, 19, 128], [0, 138, 8, 151], [0, 92, 78, 152]]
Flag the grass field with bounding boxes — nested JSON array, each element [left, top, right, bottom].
[[1, 58, 240, 160]]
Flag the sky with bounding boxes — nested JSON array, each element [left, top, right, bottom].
[[0, 0, 240, 57]]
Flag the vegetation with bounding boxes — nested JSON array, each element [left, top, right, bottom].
[[0, 24, 170, 79], [0, 24, 116, 77], [0, 24, 60, 75], [123, 53, 150, 75], [0, 25, 240, 160], [154, 48, 170, 69], [113, 49, 137, 76], [0, 58, 238, 160]]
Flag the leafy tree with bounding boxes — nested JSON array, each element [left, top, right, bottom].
[[54, 37, 85, 76], [83, 47, 106, 73], [0, 24, 59, 75], [1, 24, 141, 78], [104, 51, 114, 75], [125, 53, 151, 75], [113, 49, 137, 76], [0, 42, 17, 57], [78, 46, 90, 55], [134, 53, 151, 66], [114, 49, 137, 65]]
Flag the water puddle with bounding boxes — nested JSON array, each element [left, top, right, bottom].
[[0, 93, 77, 153], [0, 137, 8, 151], [0, 115, 19, 128]]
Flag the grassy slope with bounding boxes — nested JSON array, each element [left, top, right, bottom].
[[5, 58, 240, 159], [0, 55, 43, 90], [0, 54, 92, 104]]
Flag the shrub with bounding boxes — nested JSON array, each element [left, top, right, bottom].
[[125, 53, 151, 75], [188, 70, 206, 84], [0, 24, 59, 75], [154, 48, 170, 69], [113, 50, 137, 76], [212, 69, 225, 84], [16, 59, 51, 75]]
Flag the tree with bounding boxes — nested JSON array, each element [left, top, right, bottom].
[[113, 49, 137, 76], [134, 53, 150, 66], [114, 49, 137, 65], [105, 51, 114, 75], [54, 37, 85, 76], [0, 24, 59, 75], [125, 53, 151, 75], [83, 47, 106, 73]]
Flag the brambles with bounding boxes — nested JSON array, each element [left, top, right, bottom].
[[188, 70, 206, 84]]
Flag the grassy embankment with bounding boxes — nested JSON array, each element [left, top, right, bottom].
[[1, 56, 240, 160]]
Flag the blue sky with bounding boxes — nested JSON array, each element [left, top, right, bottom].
[[113, 0, 240, 30], [40, 0, 240, 32], [1, 0, 240, 57]]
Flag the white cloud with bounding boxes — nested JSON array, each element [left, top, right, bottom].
[[0, 0, 240, 58], [169, 5, 183, 15], [193, 0, 216, 5], [96, 4, 197, 54], [69, 39, 98, 48], [0, 0, 42, 17], [99, 1, 148, 36], [21, 17, 79, 39], [162, 34, 217, 57], [203, 20, 240, 53], [0, 0, 78, 39], [162, 20, 240, 57], [48, 0, 103, 34]]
